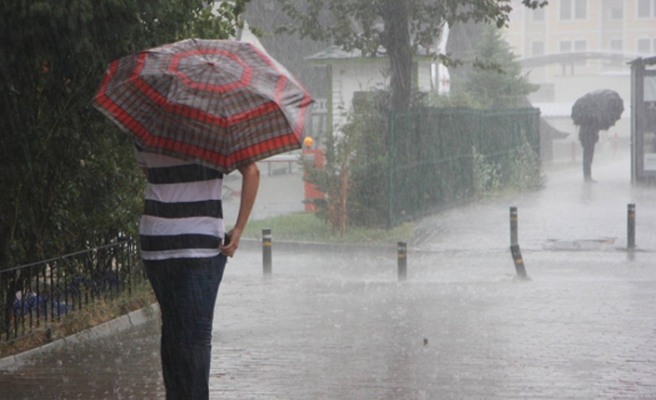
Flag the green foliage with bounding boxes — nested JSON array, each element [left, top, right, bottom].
[[0, 1, 248, 268], [473, 147, 503, 196], [276, 0, 547, 111], [509, 140, 543, 190], [427, 90, 486, 109], [461, 25, 539, 108], [302, 127, 354, 235], [346, 105, 541, 228], [277, 0, 547, 53], [184, 1, 249, 39], [473, 140, 543, 199], [345, 91, 392, 228], [240, 212, 415, 246]]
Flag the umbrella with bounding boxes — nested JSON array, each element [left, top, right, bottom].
[[92, 38, 314, 173], [571, 89, 624, 131]]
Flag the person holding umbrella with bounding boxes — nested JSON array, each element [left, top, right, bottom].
[[93, 39, 314, 400], [571, 89, 624, 183], [135, 145, 259, 399], [579, 123, 600, 183]]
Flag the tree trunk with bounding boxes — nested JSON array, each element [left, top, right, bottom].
[[382, 0, 412, 113]]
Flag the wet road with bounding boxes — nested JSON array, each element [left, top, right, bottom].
[[2, 154, 656, 399]]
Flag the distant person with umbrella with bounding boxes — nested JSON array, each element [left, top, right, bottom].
[[571, 89, 624, 183], [93, 39, 314, 400]]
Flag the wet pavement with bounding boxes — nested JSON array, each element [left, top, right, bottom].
[[2, 153, 656, 399]]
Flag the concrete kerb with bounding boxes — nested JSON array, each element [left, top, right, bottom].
[[0, 303, 160, 372]]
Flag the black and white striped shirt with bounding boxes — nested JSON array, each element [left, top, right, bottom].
[[135, 149, 225, 260]]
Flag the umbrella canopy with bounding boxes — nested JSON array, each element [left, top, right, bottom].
[[92, 38, 314, 173], [571, 89, 624, 131]]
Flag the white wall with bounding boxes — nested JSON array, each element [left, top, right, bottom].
[[330, 60, 441, 132], [330, 60, 389, 131]]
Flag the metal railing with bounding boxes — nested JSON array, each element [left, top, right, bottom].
[[1, 239, 142, 344]]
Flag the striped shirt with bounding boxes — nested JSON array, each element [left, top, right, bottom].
[[135, 148, 225, 260]]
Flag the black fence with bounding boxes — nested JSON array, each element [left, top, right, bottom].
[[1, 239, 142, 344], [388, 108, 540, 227]]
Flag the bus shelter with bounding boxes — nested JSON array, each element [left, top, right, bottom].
[[630, 56, 656, 184]]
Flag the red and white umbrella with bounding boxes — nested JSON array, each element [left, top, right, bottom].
[[92, 38, 314, 173]]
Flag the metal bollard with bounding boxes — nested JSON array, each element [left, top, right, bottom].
[[627, 204, 636, 250], [397, 241, 407, 281], [262, 228, 272, 275], [510, 206, 518, 246], [510, 244, 528, 280]]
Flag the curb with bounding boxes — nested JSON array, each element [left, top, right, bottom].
[[0, 303, 160, 372]]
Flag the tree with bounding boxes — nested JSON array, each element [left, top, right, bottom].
[[277, 0, 547, 113], [0, 1, 248, 268], [461, 25, 538, 108]]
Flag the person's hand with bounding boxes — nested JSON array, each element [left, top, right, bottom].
[[220, 227, 242, 257]]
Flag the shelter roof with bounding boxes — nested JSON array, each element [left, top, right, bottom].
[[533, 102, 629, 119], [532, 102, 574, 118], [628, 55, 656, 67]]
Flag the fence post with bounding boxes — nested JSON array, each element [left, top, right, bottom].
[[397, 241, 407, 281], [262, 228, 272, 276], [510, 206, 518, 246], [627, 203, 636, 250]]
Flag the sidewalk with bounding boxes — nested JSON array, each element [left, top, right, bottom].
[[2, 153, 656, 399], [415, 152, 656, 254]]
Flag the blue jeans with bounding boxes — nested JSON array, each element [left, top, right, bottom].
[[144, 255, 227, 400]]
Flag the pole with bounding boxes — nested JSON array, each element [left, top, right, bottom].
[[510, 244, 528, 280], [510, 206, 518, 246], [397, 241, 407, 281], [262, 228, 272, 275], [627, 204, 636, 250]]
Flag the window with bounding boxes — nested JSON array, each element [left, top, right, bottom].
[[560, 41, 572, 53], [561, 0, 587, 20], [610, 39, 623, 52], [559, 40, 587, 65], [606, 0, 624, 19], [638, 38, 651, 54], [638, 0, 656, 17], [611, 7, 624, 19], [532, 41, 545, 56], [533, 7, 545, 21], [574, 40, 587, 52], [610, 5, 624, 19]]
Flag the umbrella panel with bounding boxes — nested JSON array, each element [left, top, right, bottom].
[[93, 39, 313, 173], [571, 89, 624, 131]]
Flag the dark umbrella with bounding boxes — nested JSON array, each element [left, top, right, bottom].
[[571, 89, 624, 131], [92, 38, 314, 173]]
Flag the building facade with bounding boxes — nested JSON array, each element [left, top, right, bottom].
[[503, 0, 656, 161]]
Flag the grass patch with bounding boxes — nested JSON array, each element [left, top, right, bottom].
[[0, 281, 156, 359], [239, 212, 415, 246]]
